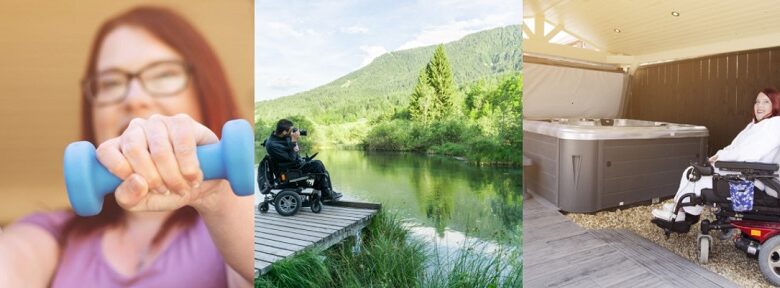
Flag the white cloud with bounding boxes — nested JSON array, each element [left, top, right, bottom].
[[341, 25, 369, 34], [360, 45, 388, 66], [397, 12, 518, 50], [265, 21, 304, 39]]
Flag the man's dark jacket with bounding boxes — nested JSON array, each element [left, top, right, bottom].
[[265, 133, 304, 170]]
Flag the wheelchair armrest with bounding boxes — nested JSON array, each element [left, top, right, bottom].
[[714, 161, 779, 175], [690, 162, 713, 176]]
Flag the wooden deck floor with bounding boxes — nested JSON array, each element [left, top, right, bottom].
[[254, 201, 380, 276], [524, 194, 738, 288]]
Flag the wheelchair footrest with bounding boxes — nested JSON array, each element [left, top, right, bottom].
[[651, 214, 700, 235], [652, 218, 694, 234]]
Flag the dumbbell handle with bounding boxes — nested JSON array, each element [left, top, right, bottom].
[[64, 119, 254, 216]]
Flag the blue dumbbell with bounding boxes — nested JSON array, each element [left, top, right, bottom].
[[64, 119, 254, 216]]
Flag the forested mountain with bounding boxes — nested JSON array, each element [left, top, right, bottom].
[[255, 25, 521, 124]]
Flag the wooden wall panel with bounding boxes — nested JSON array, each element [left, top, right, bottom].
[[627, 47, 780, 156]]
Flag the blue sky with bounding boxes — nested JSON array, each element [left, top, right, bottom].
[[254, 0, 522, 101]]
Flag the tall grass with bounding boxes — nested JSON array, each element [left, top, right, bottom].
[[255, 250, 332, 288], [422, 237, 521, 287], [255, 211, 522, 288]]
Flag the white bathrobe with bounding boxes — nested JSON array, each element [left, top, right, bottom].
[[676, 116, 780, 215]]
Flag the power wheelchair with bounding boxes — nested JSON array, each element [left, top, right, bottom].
[[256, 152, 324, 216], [651, 161, 780, 285]]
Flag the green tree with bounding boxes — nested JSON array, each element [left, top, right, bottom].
[[408, 69, 434, 123], [425, 45, 456, 120], [464, 80, 486, 120]]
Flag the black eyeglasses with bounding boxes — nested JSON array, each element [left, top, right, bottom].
[[83, 60, 192, 106]]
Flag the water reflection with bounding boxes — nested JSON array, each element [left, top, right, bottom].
[[319, 150, 522, 244]]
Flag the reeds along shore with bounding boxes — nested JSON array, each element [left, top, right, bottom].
[[255, 211, 522, 288]]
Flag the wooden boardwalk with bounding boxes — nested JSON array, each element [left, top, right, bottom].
[[524, 194, 738, 288], [254, 201, 380, 276]]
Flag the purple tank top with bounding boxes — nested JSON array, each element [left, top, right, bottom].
[[18, 211, 227, 288]]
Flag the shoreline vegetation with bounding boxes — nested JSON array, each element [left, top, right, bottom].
[[255, 211, 522, 288], [254, 60, 522, 167], [254, 26, 522, 167]]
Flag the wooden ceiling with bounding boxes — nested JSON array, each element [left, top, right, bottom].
[[524, 0, 780, 63]]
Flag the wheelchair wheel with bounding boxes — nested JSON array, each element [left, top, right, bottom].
[[698, 236, 711, 264], [258, 202, 269, 213], [758, 236, 780, 286], [311, 199, 322, 213], [275, 190, 301, 216], [717, 228, 737, 241]]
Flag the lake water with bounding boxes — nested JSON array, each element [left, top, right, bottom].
[[255, 149, 522, 266]]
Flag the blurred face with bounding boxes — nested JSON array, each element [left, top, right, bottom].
[[91, 25, 202, 144], [755, 92, 773, 121]]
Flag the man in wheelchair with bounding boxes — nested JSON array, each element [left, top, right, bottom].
[[264, 119, 342, 202]]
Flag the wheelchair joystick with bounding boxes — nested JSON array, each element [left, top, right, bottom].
[[64, 119, 254, 216]]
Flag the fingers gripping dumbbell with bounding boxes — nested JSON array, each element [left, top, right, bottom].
[[64, 119, 254, 216]]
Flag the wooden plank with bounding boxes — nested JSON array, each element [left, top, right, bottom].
[[306, 205, 379, 216], [256, 238, 308, 252], [258, 214, 368, 230], [255, 217, 342, 234], [258, 213, 363, 225], [255, 225, 330, 240], [255, 201, 379, 276], [257, 227, 327, 243], [256, 235, 317, 248], [523, 197, 737, 288], [256, 259, 273, 268], [325, 201, 382, 210], [265, 204, 378, 216], [256, 226, 338, 239], [255, 214, 347, 230], [525, 241, 613, 279], [255, 260, 273, 277], [525, 247, 644, 287], [255, 251, 282, 263], [524, 230, 604, 261], [261, 206, 377, 218], [524, 218, 584, 243], [523, 209, 569, 229], [260, 212, 359, 226], [259, 206, 377, 220], [255, 243, 296, 258], [590, 229, 739, 288], [255, 221, 341, 236], [606, 271, 674, 288]]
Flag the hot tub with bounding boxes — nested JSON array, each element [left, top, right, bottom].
[[523, 118, 709, 212]]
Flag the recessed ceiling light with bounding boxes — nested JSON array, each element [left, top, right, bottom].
[[614, 28, 622, 33], [671, 11, 680, 17]]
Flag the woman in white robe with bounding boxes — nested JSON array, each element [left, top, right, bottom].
[[652, 88, 780, 222]]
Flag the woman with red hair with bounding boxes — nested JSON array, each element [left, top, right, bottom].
[[0, 7, 252, 287], [653, 88, 780, 225]]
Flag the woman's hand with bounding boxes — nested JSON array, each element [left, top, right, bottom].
[[95, 113, 228, 212]]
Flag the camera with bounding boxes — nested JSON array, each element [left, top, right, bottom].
[[292, 127, 308, 136]]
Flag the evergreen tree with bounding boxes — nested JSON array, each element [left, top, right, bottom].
[[425, 45, 456, 120], [409, 69, 434, 123]]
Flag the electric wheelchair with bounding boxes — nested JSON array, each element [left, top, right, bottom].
[[652, 161, 780, 285], [256, 152, 324, 216]]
